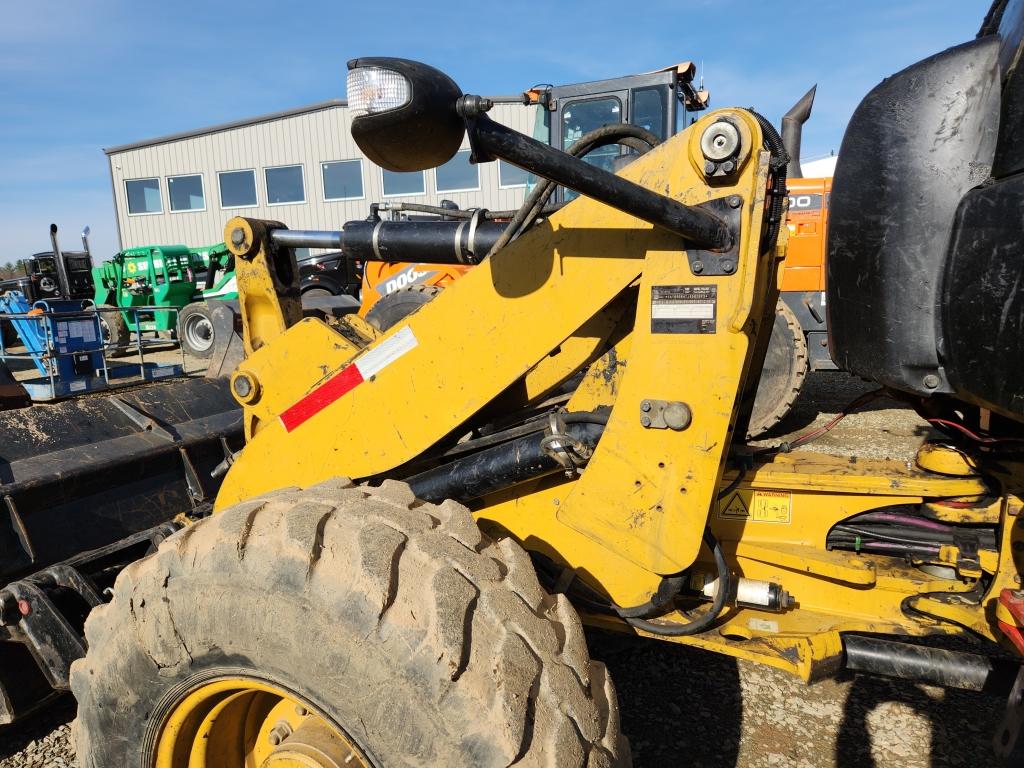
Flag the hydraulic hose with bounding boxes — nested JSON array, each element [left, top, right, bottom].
[[405, 412, 608, 504], [487, 124, 662, 257], [620, 528, 732, 636], [747, 109, 788, 254]]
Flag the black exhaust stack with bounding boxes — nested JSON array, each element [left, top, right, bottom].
[[781, 85, 816, 179]]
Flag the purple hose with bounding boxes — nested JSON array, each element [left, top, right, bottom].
[[854, 540, 940, 554], [854, 511, 953, 533]]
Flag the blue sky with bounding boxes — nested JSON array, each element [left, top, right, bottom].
[[0, 0, 988, 259]]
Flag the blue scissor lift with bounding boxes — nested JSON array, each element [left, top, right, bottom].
[[0, 292, 184, 401], [0, 225, 183, 402]]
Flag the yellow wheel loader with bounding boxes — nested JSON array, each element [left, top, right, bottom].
[[71, 3, 1024, 765]]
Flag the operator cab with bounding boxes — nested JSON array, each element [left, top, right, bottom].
[[530, 64, 710, 201]]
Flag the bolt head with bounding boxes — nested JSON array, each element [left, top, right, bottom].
[[692, 260, 704, 274], [640, 400, 652, 412], [230, 227, 246, 246], [721, 261, 736, 274], [923, 374, 940, 389], [704, 160, 718, 175], [640, 415, 652, 428], [721, 160, 736, 174], [728, 195, 742, 208]]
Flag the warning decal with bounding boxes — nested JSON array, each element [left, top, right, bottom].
[[719, 493, 749, 520], [651, 285, 717, 334], [718, 490, 792, 523], [751, 491, 792, 524]]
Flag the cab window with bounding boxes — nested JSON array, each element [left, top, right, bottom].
[[632, 86, 668, 141], [562, 97, 623, 199]]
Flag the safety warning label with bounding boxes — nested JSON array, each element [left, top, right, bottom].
[[718, 490, 792, 524], [651, 285, 717, 334], [719, 493, 749, 519], [750, 491, 792, 523]]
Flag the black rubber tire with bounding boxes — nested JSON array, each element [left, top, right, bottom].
[[95, 304, 131, 356], [302, 286, 334, 299], [71, 479, 630, 767], [366, 285, 443, 331], [176, 302, 215, 359], [747, 300, 808, 438]]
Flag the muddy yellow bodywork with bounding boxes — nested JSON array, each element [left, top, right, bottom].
[[214, 108, 1023, 680]]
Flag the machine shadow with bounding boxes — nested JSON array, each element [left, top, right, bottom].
[[835, 672, 1003, 768], [587, 629, 743, 767]]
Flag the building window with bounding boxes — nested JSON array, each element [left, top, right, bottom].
[[265, 164, 305, 205], [381, 168, 425, 197], [125, 178, 162, 215], [168, 174, 205, 212], [218, 169, 258, 208], [435, 149, 479, 193], [322, 159, 364, 201], [498, 161, 528, 188]]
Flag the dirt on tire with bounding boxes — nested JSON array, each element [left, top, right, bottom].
[[71, 478, 629, 767]]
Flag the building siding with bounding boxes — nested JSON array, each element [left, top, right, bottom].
[[107, 103, 535, 250]]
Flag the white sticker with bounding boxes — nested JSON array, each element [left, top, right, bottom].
[[68, 380, 87, 392], [151, 367, 173, 377], [748, 618, 779, 633], [651, 303, 715, 320], [355, 326, 418, 380]]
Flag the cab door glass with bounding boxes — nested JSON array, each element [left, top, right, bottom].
[[562, 96, 623, 199], [632, 86, 668, 142]]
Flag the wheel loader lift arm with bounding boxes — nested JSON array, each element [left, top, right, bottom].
[[218, 74, 779, 599]]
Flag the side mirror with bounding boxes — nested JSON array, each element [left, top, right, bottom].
[[347, 57, 465, 172]]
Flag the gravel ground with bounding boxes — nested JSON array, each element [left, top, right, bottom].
[[0, 372, 1006, 767], [0, 698, 74, 768], [589, 630, 1003, 768]]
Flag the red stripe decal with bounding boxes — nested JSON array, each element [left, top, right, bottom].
[[280, 364, 364, 432]]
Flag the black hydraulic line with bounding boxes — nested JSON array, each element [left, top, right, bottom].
[[747, 110, 788, 254], [489, 123, 663, 256], [440, 410, 610, 459], [372, 201, 560, 220], [832, 524, 955, 547], [621, 528, 732, 636], [596, 465, 747, 622], [467, 115, 732, 250], [843, 635, 1018, 695], [406, 419, 605, 503]]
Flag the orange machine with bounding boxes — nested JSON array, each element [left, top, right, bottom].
[[781, 175, 835, 371]]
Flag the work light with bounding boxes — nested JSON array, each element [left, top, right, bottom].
[[347, 58, 465, 173], [347, 67, 412, 117]]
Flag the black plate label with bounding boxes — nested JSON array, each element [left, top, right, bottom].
[[651, 285, 717, 334]]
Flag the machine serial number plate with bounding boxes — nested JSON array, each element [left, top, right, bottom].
[[651, 285, 716, 334]]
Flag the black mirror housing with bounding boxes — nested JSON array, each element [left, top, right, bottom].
[[347, 57, 466, 172]]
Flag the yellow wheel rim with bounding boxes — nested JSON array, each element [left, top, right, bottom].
[[153, 678, 372, 768]]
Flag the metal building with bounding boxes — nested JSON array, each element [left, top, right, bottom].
[[104, 101, 535, 250]]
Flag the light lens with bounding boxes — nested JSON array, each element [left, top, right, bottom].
[[347, 67, 412, 117]]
